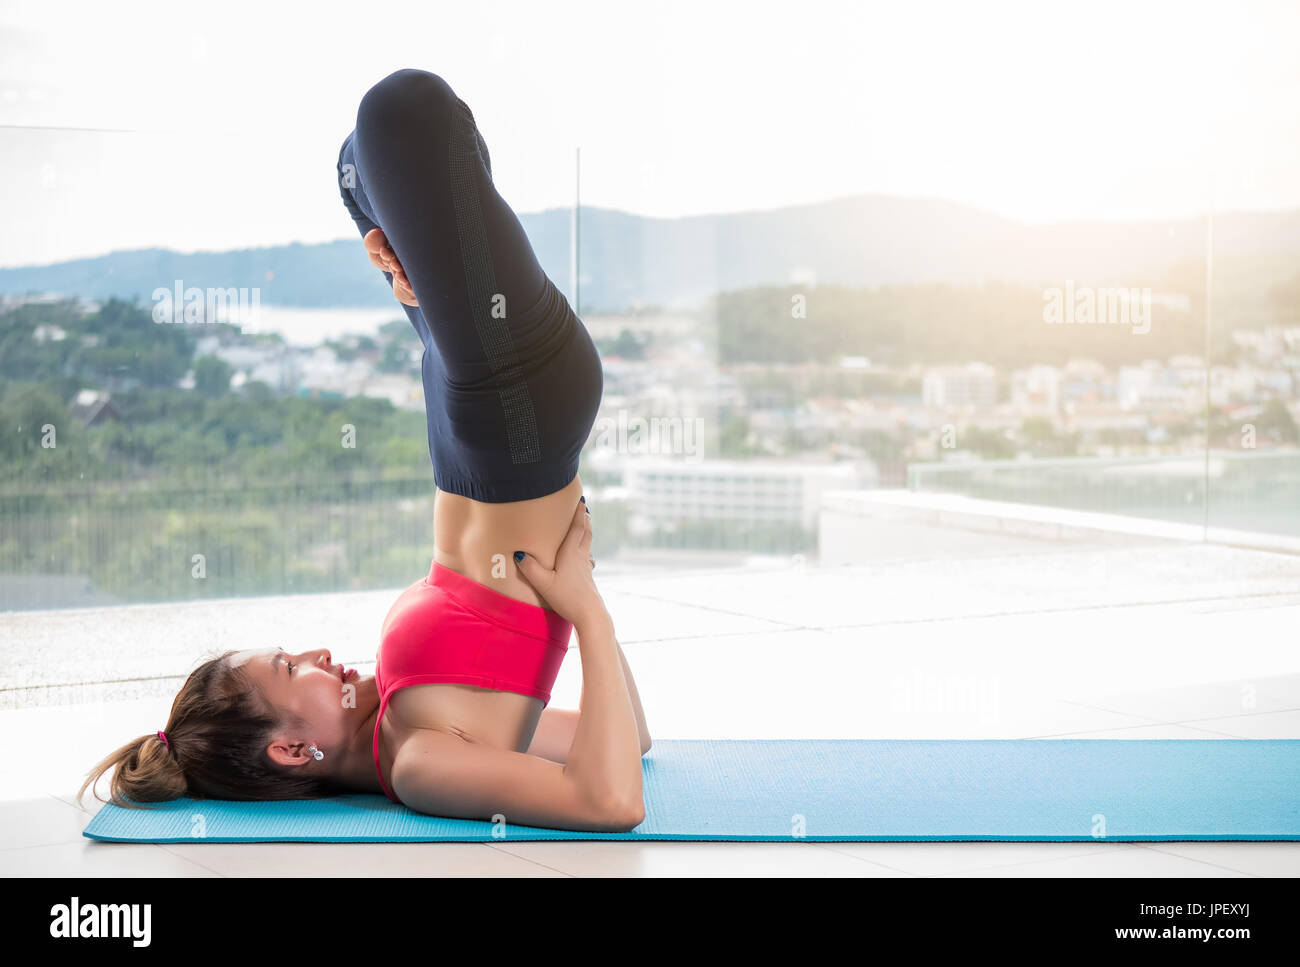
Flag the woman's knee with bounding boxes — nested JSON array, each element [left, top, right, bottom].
[[357, 68, 456, 130]]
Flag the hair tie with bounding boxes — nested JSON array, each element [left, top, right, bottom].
[[156, 730, 170, 750]]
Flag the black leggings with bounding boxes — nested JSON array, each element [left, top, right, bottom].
[[337, 69, 602, 502]]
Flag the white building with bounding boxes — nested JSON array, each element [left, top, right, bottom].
[[1062, 357, 1108, 381], [922, 363, 997, 409], [192, 334, 299, 392], [1010, 365, 1061, 414], [297, 345, 370, 397], [615, 456, 871, 532], [1117, 361, 1191, 411], [32, 323, 67, 343], [1208, 365, 1294, 407], [360, 373, 425, 411]]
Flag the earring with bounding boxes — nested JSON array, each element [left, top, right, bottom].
[[308, 744, 324, 761]]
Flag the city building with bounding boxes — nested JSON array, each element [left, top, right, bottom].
[[922, 362, 997, 408], [1010, 365, 1061, 414], [608, 455, 872, 532], [68, 389, 121, 427]]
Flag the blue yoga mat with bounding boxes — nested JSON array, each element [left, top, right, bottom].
[[83, 739, 1300, 843]]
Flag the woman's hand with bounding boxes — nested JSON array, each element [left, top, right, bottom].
[[514, 500, 606, 627], [363, 228, 419, 307]]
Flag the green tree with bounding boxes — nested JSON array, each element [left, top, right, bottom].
[[1257, 398, 1299, 443], [0, 384, 69, 461], [961, 426, 1016, 459], [377, 339, 414, 373], [193, 356, 233, 397], [610, 329, 646, 360], [718, 414, 754, 457]]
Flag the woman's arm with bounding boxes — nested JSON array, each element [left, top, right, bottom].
[[613, 638, 653, 754], [560, 610, 643, 811], [525, 708, 580, 763], [390, 727, 642, 832], [515, 504, 644, 813], [527, 639, 653, 763]]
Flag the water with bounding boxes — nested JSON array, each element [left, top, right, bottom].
[[234, 305, 411, 347]]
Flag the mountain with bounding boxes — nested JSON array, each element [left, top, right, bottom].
[[2, 195, 1299, 313]]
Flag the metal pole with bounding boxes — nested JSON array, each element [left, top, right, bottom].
[[1202, 209, 1213, 538], [575, 146, 581, 316]]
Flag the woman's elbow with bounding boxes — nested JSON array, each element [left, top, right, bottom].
[[640, 736, 653, 757], [611, 794, 645, 832], [584, 790, 644, 832]]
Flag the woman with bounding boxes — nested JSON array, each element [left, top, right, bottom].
[[79, 69, 651, 833]]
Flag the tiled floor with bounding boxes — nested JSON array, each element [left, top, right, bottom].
[[2, 523, 1297, 876]]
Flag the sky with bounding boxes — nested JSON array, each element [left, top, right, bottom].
[[1, 0, 1298, 267]]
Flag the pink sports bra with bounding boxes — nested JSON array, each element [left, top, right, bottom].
[[371, 559, 573, 803]]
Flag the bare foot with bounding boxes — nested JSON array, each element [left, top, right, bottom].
[[363, 228, 419, 307]]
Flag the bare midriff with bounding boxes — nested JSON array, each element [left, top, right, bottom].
[[431, 471, 585, 611]]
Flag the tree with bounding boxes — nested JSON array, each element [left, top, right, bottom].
[[961, 426, 1016, 459], [377, 339, 414, 373], [193, 356, 233, 397], [239, 380, 275, 404], [0, 385, 69, 461], [1257, 398, 1299, 443], [718, 414, 754, 457], [609, 329, 646, 360]]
